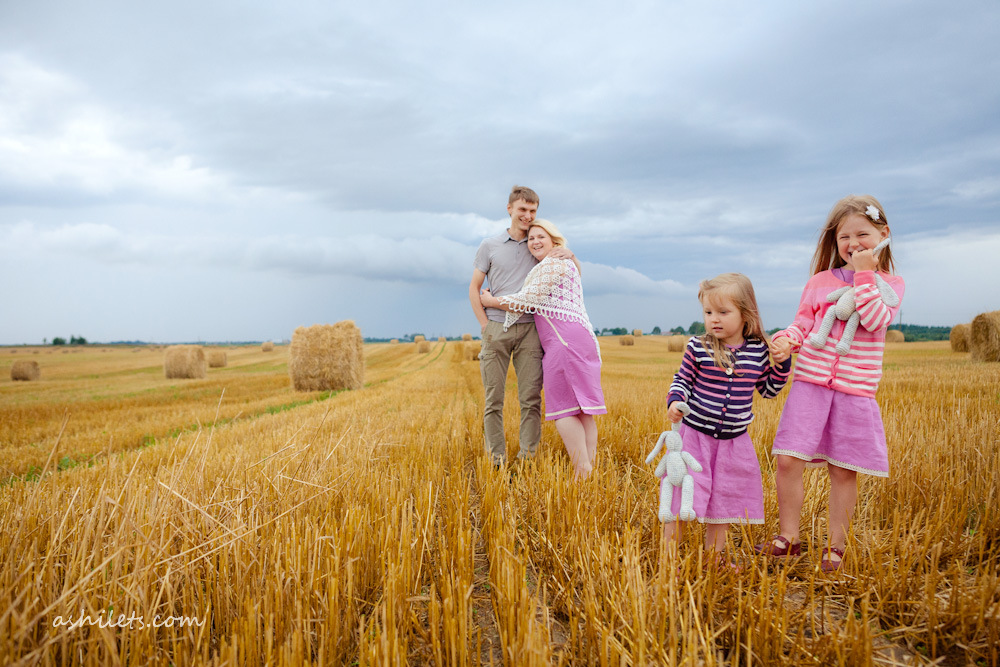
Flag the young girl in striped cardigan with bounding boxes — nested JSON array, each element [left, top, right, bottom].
[[662, 273, 791, 560], [758, 195, 905, 572]]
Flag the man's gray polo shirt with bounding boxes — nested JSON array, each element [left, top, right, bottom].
[[473, 230, 538, 324]]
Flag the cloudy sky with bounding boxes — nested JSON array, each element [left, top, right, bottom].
[[2, 1, 998, 344]]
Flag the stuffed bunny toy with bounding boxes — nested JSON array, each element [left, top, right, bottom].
[[807, 237, 899, 355], [645, 402, 702, 523]]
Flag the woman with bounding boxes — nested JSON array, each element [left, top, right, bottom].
[[479, 219, 606, 479]]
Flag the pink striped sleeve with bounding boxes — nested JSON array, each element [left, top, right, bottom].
[[855, 271, 905, 332]]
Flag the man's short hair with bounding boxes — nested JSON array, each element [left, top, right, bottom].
[[508, 185, 539, 206]]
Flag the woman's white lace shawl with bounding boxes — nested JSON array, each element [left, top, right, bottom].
[[498, 257, 595, 334]]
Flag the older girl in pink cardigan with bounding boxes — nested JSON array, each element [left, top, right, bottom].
[[757, 195, 905, 572]]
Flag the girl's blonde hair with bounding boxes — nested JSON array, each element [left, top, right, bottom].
[[529, 219, 567, 248], [698, 273, 767, 373], [812, 194, 895, 275]]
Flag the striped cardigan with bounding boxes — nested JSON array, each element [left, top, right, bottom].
[[773, 269, 905, 398], [667, 337, 791, 440]]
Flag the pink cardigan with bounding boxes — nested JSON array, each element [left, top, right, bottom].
[[773, 269, 905, 398]]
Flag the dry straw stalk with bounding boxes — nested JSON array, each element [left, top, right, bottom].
[[163, 345, 206, 379], [288, 321, 364, 391]]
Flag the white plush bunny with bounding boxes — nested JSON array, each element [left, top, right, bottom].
[[807, 237, 899, 355], [645, 402, 702, 523]]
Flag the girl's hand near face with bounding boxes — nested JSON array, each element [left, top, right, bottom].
[[851, 248, 878, 272]]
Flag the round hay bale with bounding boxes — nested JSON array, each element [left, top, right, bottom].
[[417, 340, 432, 354], [620, 335, 635, 346], [463, 341, 482, 361], [11, 360, 40, 381], [885, 329, 905, 343], [413, 335, 426, 343], [207, 349, 228, 368], [462, 333, 473, 341], [437, 336, 447, 342], [390, 339, 399, 344], [950, 323, 970, 352], [632, 329, 643, 337], [164, 345, 206, 379], [970, 310, 1000, 362], [289, 321, 364, 391], [667, 335, 687, 352], [261, 341, 275, 352]]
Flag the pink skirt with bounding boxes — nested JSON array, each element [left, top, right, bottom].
[[663, 423, 764, 524], [535, 315, 606, 420], [771, 380, 889, 477]]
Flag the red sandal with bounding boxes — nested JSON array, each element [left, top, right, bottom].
[[753, 535, 802, 559], [819, 546, 844, 573]]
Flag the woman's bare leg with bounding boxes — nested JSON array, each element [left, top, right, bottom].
[[555, 415, 592, 479]]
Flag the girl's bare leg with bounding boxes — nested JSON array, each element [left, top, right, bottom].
[[662, 519, 683, 549], [826, 464, 858, 560], [705, 523, 729, 553], [774, 454, 807, 546]]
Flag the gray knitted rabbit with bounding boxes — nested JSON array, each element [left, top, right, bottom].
[[645, 402, 702, 522], [807, 237, 899, 355]]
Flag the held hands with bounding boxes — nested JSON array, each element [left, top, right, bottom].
[[768, 336, 793, 364]]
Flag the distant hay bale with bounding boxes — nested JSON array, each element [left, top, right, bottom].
[[632, 329, 643, 337], [417, 340, 432, 353], [11, 360, 40, 381], [950, 323, 970, 352], [164, 345, 206, 379], [970, 310, 1000, 362], [390, 339, 399, 344], [885, 329, 905, 343], [620, 335, 635, 346], [668, 335, 687, 352], [288, 321, 364, 392], [414, 335, 426, 343], [261, 341, 275, 352], [463, 341, 482, 361], [462, 333, 473, 341], [437, 336, 447, 342], [207, 350, 228, 368]]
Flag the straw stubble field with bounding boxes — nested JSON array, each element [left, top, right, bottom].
[[0, 339, 997, 665]]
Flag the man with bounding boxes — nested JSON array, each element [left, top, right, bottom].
[[468, 185, 574, 467]]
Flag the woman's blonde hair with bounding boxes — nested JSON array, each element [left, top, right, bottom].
[[811, 194, 895, 275], [698, 273, 767, 374], [529, 219, 567, 248]]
